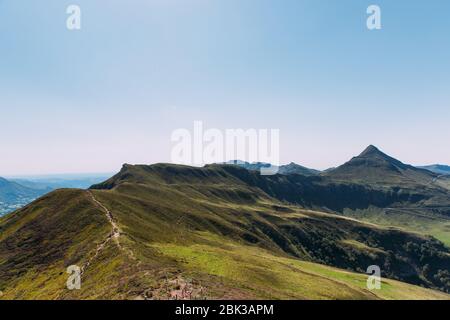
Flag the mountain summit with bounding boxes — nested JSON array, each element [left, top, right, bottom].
[[277, 162, 320, 176], [325, 145, 437, 185], [359, 145, 393, 158]]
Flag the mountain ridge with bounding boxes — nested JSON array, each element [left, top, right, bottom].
[[418, 164, 450, 175], [1, 145, 450, 299], [2, 165, 450, 298]]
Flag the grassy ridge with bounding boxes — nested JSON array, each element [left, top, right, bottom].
[[91, 164, 450, 291]]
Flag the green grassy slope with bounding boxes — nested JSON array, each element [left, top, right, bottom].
[[1, 163, 449, 299], [343, 207, 450, 248], [152, 232, 448, 300], [107, 161, 450, 253], [434, 175, 450, 191], [0, 189, 117, 299]]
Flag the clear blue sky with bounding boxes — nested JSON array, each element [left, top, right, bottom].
[[1, 0, 449, 175]]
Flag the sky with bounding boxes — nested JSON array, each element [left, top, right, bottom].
[[0, 0, 449, 175]]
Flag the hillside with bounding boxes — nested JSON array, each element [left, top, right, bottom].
[[1, 163, 449, 299], [319, 146, 450, 247]]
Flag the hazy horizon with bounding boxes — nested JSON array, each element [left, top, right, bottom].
[[2, 172, 114, 180], [1, 0, 449, 175], [1, 143, 448, 177]]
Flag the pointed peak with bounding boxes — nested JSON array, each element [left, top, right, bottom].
[[359, 145, 384, 157], [285, 162, 310, 170], [120, 163, 133, 171], [354, 145, 407, 168]]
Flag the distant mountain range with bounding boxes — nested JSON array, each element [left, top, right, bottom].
[[223, 160, 319, 176], [418, 164, 450, 175], [1, 145, 450, 299], [0, 177, 43, 202], [0, 177, 46, 216], [226, 147, 450, 180], [0, 174, 111, 216], [10, 174, 113, 190]]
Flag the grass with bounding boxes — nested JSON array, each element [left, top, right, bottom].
[[340, 239, 386, 254], [152, 231, 448, 300], [343, 207, 450, 247]]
